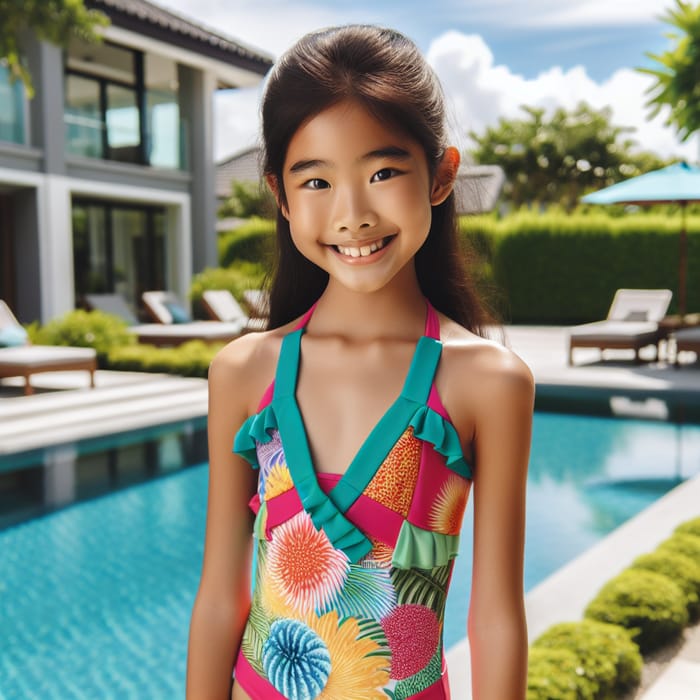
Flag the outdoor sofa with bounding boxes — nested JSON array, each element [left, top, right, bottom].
[[568, 288, 673, 365], [0, 300, 97, 395], [85, 293, 246, 346]]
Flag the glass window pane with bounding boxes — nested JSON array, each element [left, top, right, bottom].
[[72, 204, 109, 302], [0, 63, 25, 144], [145, 55, 180, 169], [106, 85, 140, 163], [65, 75, 104, 158]]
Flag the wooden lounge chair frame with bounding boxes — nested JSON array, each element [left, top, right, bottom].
[[568, 289, 673, 366], [0, 300, 97, 395]]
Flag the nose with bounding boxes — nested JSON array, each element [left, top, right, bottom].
[[332, 186, 379, 234]]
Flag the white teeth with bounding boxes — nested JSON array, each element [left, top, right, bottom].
[[336, 237, 389, 258]]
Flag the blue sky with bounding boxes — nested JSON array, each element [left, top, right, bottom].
[[159, 0, 696, 162]]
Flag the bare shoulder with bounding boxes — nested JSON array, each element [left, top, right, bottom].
[[208, 326, 289, 417], [439, 316, 533, 391], [435, 315, 534, 441]]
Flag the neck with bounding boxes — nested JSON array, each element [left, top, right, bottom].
[[310, 272, 426, 341]]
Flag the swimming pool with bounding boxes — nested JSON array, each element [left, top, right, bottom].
[[1, 411, 700, 699]]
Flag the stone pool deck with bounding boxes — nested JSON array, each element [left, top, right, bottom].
[[1, 326, 699, 698]]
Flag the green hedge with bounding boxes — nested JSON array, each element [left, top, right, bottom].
[[189, 263, 266, 318], [584, 569, 688, 653], [675, 517, 700, 538], [531, 620, 641, 699], [526, 647, 583, 700], [219, 217, 275, 268], [460, 212, 700, 323], [107, 340, 221, 378], [27, 310, 135, 364], [528, 523, 700, 695], [630, 550, 700, 621]]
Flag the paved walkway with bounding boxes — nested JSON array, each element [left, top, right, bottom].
[[2, 327, 699, 698]]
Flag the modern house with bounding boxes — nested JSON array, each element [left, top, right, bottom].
[[0, 0, 272, 323]]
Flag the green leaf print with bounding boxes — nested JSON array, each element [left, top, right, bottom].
[[240, 596, 272, 677], [391, 564, 451, 611], [356, 617, 391, 659]]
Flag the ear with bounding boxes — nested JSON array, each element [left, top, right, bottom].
[[265, 174, 289, 219], [430, 147, 460, 206]]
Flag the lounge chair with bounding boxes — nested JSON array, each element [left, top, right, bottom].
[[85, 292, 246, 346], [0, 300, 97, 395], [140, 291, 246, 345], [201, 290, 266, 331], [568, 289, 672, 365], [674, 326, 700, 365]]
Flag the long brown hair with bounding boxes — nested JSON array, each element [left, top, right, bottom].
[[261, 25, 496, 335]]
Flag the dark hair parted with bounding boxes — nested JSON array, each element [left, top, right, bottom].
[[261, 24, 497, 335]]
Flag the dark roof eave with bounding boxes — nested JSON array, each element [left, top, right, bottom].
[[86, 0, 273, 77]]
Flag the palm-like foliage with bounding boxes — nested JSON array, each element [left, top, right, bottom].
[[640, 0, 700, 142]]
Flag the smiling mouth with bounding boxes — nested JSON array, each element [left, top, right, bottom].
[[332, 235, 395, 258]]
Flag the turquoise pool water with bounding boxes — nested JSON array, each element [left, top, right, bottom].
[[2, 411, 700, 699]]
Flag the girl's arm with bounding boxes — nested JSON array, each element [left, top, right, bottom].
[[186, 344, 258, 699], [465, 348, 534, 700]]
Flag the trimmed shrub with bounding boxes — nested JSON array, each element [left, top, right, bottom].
[[657, 533, 700, 562], [674, 517, 700, 538], [584, 569, 688, 653], [189, 263, 266, 317], [630, 550, 700, 621], [28, 310, 135, 364], [458, 212, 700, 323], [219, 217, 275, 267], [532, 620, 641, 699], [527, 647, 590, 700], [106, 341, 221, 378]]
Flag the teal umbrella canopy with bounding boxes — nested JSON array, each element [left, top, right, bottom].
[[581, 161, 700, 316], [582, 161, 700, 205]]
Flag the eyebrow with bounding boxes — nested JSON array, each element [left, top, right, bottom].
[[288, 146, 412, 174]]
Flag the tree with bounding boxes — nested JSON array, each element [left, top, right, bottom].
[[640, 0, 700, 143], [218, 180, 276, 220], [0, 0, 108, 96], [469, 103, 668, 210]]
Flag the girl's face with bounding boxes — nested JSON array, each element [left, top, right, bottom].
[[273, 100, 458, 296]]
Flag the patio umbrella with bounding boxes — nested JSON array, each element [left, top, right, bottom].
[[581, 161, 700, 317]]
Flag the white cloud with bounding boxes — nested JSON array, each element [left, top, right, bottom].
[[427, 30, 697, 162], [211, 26, 697, 164], [446, 0, 672, 28]]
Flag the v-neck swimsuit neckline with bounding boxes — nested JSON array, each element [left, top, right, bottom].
[[268, 301, 443, 561]]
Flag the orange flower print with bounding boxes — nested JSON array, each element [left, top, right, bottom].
[[428, 474, 469, 535], [267, 512, 349, 615]]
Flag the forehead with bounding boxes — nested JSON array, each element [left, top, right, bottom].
[[284, 100, 423, 168]]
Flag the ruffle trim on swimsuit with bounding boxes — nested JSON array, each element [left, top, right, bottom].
[[392, 520, 460, 570], [298, 482, 373, 562], [409, 405, 472, 480], [233, 404, 278, 469]]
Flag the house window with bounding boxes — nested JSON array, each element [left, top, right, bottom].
[[0, 62, 26, 145], [65, 39, 183, 169], [72, 200, 167, 312]]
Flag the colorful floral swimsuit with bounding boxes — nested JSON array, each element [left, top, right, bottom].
[[232, 302, 472, 700]]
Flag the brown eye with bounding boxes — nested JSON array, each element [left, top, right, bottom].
[[371, 168, 398, 182], [304, 178, 330, 190]]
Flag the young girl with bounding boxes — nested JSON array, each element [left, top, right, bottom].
[[187, 25, 533, 700]]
